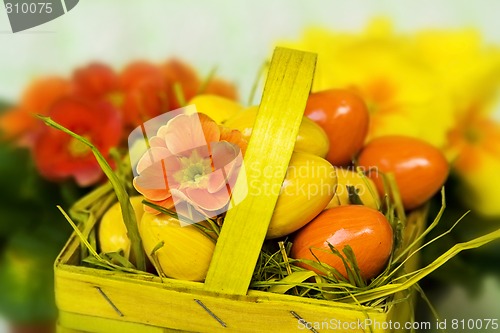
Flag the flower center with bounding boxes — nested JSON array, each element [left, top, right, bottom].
[[186, 163, 208, 183], [174, 150, 212, 189], [68, 137, 91, 158], [107, 92, 125, 108], [361, 78, 398, 116], [464, 126, 482, 144]]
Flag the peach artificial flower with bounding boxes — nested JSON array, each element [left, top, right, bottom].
[[133, 113, 247, 221]]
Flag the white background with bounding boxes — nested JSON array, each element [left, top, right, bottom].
[[0, 1, 499, 331], [1, 0, 500, 108]]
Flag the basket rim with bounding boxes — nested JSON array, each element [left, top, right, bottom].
[[55, 229, 388, 314]]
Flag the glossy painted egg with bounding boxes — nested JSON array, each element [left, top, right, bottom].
[[305, 89, 369, 166], [267, 152, 336, 239], [291, 205, 393, 280], [358, 136, 449, 210], [187, 94, 243, 124], [326, 168, 380, 210], [139, 212, 215, 281], [225, 106, 330, 157], [98, 196, 145, 262]]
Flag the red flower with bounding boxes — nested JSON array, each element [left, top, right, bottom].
[[161, 59, 237, 108], [1, 58, 238, 188], [120, 61, 166, 127], [204, 78, 238, 101], [33, 98, 122, 186], [119, 59, 239, 128], [72, 63, 118, 99], [0, 77, 70, 144], [161, 59, 200, 110]]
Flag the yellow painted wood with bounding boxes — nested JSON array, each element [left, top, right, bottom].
[[58, 312, 168, 333], [57, 324, 85, 333], [55, 265, 389, 333], [56, 226, 385, 313], [56, 261, 381, 313], [204, 47, 317, 295]]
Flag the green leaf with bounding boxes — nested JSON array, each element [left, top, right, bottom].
[[346, 185, 364, 205], [102, 252, 135, 269], [342, 245, 366, 288], [83, 252, 135, 270], [36, 115, 146, 271]]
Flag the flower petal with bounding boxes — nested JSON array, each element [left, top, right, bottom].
[[136, 147, 172, 174], [198, 113, 221, 145], [168, 200, 208, 225], [185, 187, 230, 212], [169, 188, 212, 221], [208, 142, 245, 193], [22, 76, 71, 113], [162, 59, 201, 111], [133, 160, 171, 201], [143, 197, 174, 215], [219, 126, 248, 155], [162, 114, 220, 156], [210, 141, 238, 170], [162, 114, 206, 155], [148, 136, 167, 148], [0, 108, 38, 143], [73, 63, 118, 99], [170, 188, 196, 207], [33, 98, 122, 186], [156, 124, 169, 141], [73, 165, 104, 187], [225, 153, 245, 192], [204, 79, 238, 100], [207, 169, 228, 193]]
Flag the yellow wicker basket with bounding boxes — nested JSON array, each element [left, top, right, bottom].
[[55, 47, 424, 333]]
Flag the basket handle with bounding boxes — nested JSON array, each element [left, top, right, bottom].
[[204, 47, 317, 295]]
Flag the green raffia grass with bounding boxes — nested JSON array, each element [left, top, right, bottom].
[[57, 205, 153, 278], [150, 241, 167, 280]]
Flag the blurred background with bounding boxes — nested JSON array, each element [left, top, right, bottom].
[[1, 1, 499, 332]]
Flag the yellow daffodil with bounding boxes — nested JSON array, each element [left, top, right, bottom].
[[417, 29, 500, 217], [446, 107, 500, 217], [414, 29, 500, 117], [282, 19, 454, 147], [282, 19, 500, 217]]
